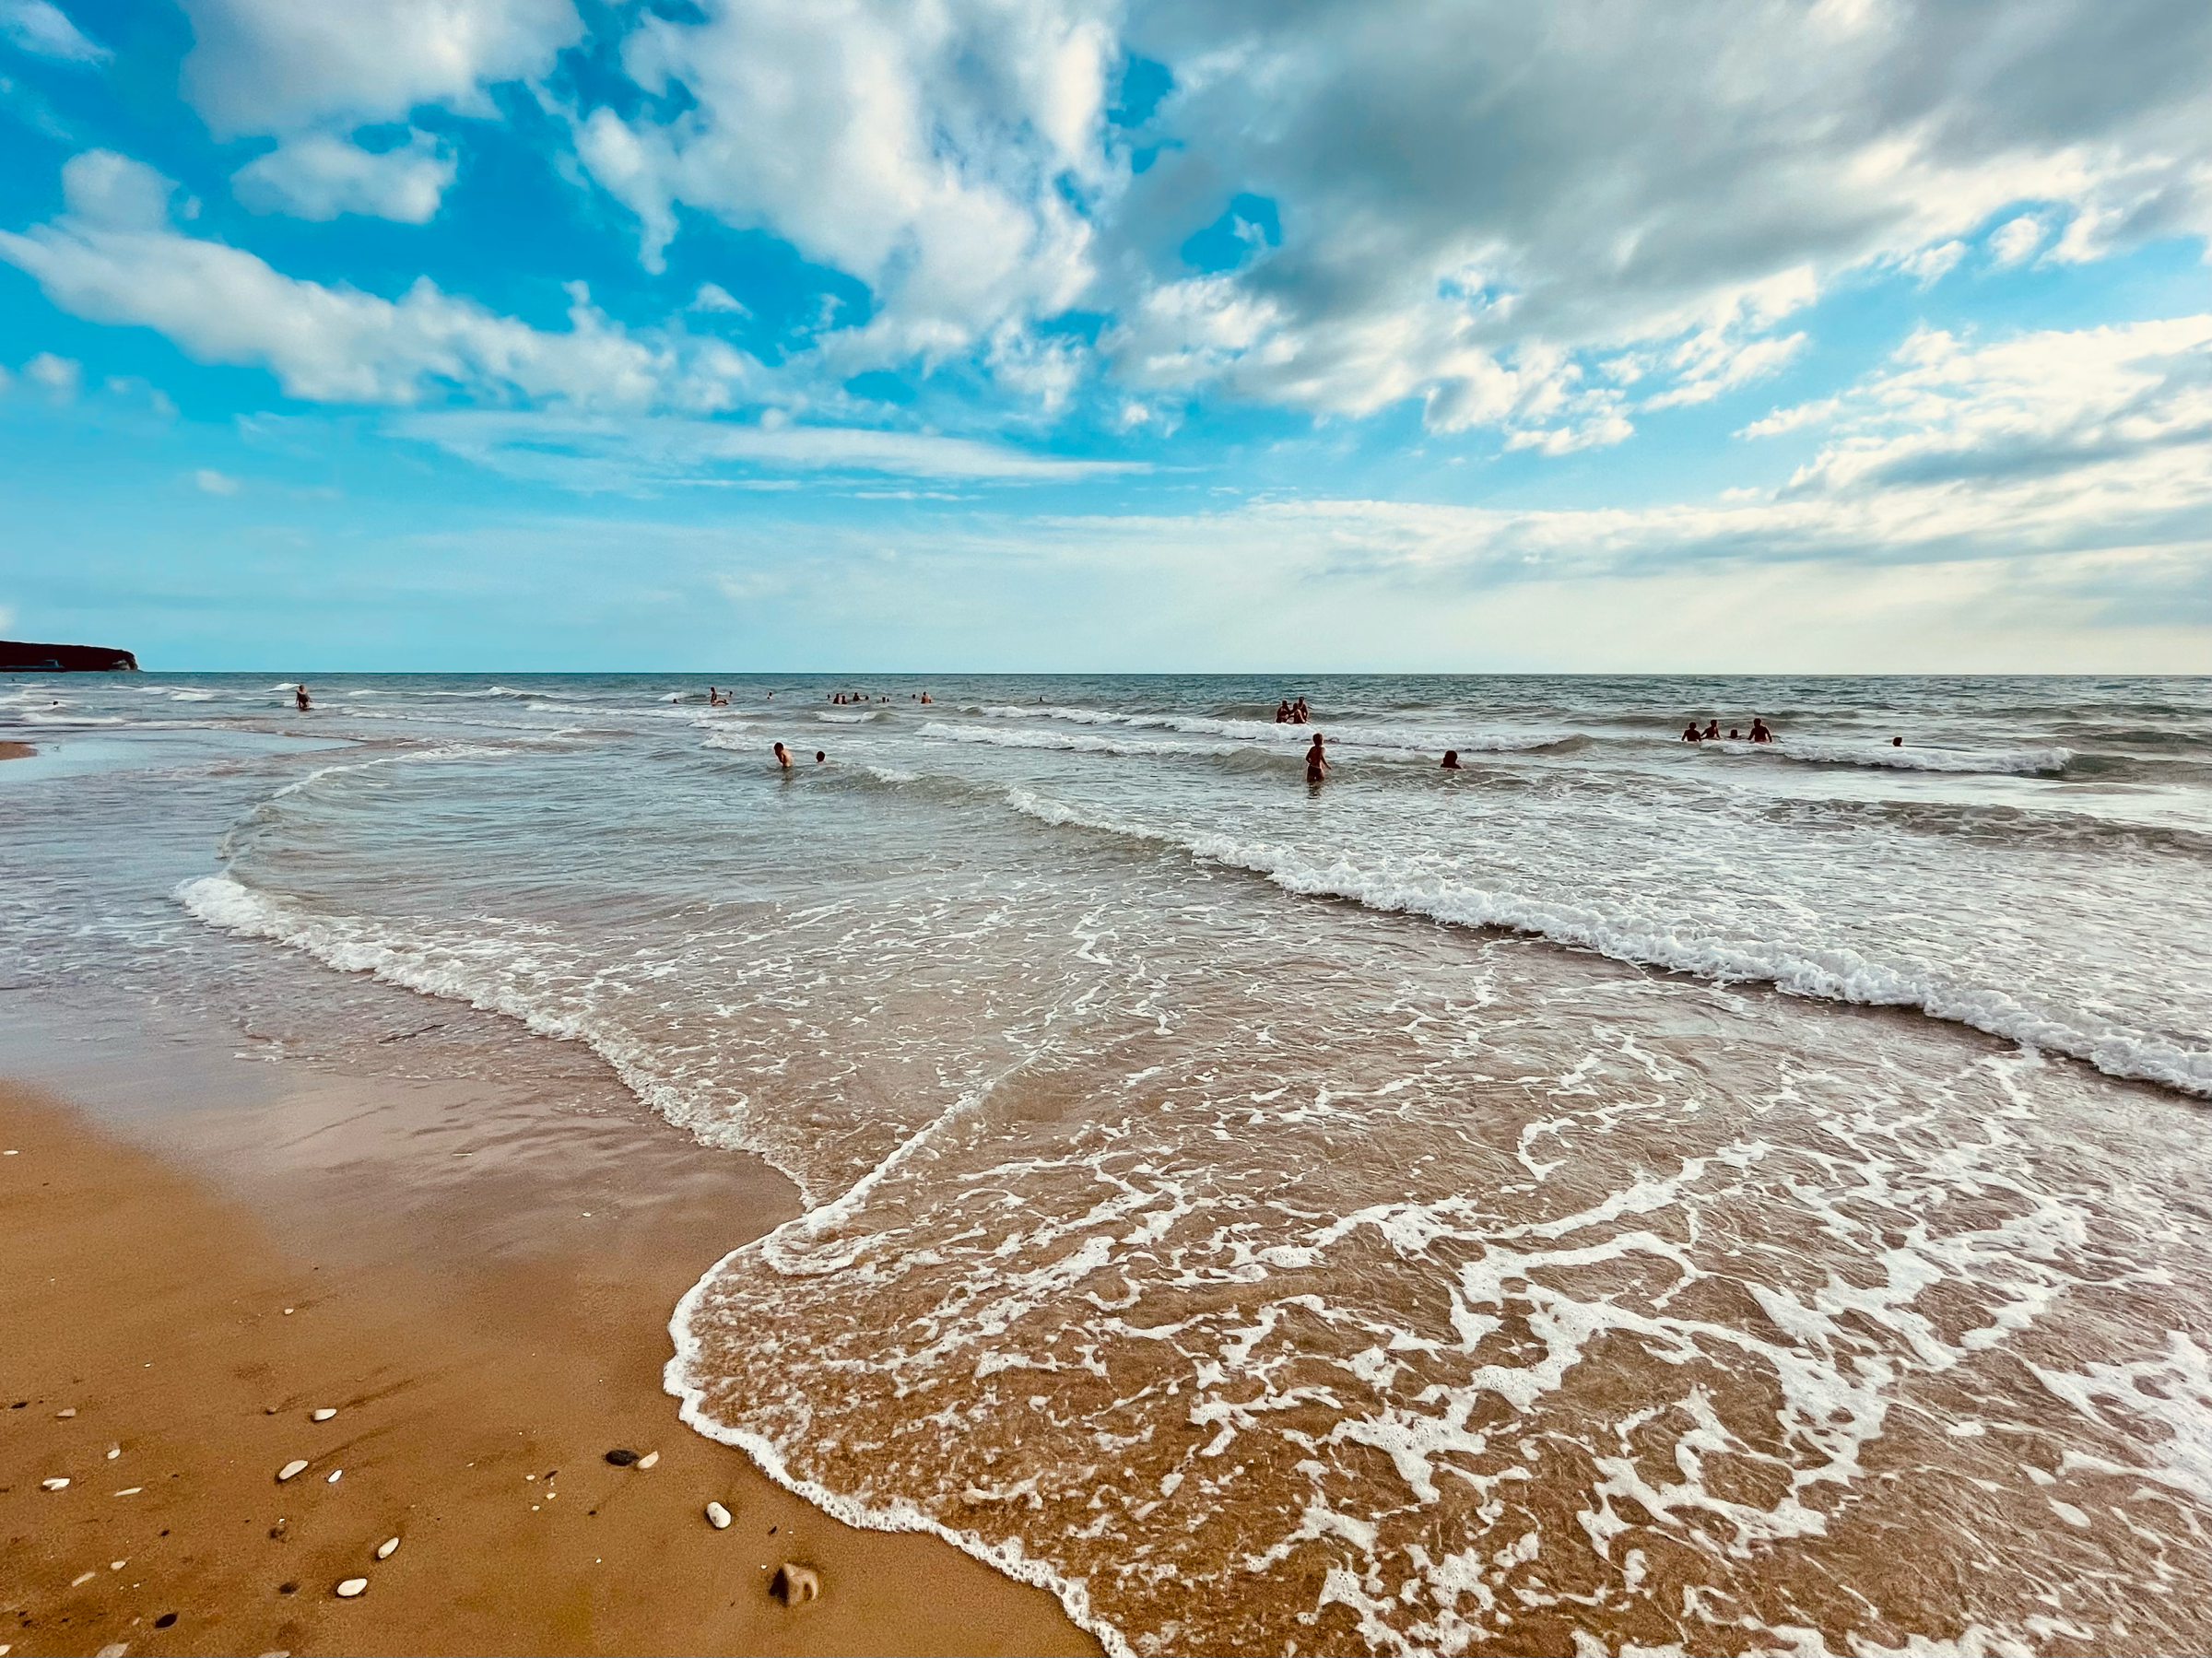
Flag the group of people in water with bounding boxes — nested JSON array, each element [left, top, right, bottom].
[[1681, 716, 1775, 744], [1274, 697, 1312, 723]]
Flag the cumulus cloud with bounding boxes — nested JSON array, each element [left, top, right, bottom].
[[388, 409, 1147, 488], [0, 152, 753, 407], [231, 130, 457, 223], [1988, 214, 2046, 267], [179, 0, 580, 135], [2, 0, 106, 62], [1092, 0, 2209, 437]]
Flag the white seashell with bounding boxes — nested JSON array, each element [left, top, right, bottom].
[[114, 1487, 143, 1496], [312, 1408, 336, 1422], [376, 1536, 399, 1560], [325, 1469, 343, 1484], [771, 1562, 821, 1605], [106, 1447, 121, 1459], [277, 1460, 309, 1481], [56, 1407, 76, 1417], [635, 1452, 659, 1470], [335, 1577, 368, 1598], [704, 1501, 732, 1529], [41, 1477, 69, 1491], [72, 1570, 97, 1587]]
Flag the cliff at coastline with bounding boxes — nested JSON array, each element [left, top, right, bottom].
[[0, 640, 139, 671]]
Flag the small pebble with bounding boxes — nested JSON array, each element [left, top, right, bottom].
[[41, 1477, 69, 1491], [376, 1536, 400, 1560], [106, 1446, 121, 1459], [636, 1451, 659, 1470], [278, 1582, 300, 1594], [335, 1577, 368, 1598], [56, 1407, 76, 1418], [325, 1468, 343, 1484], [277, 1460, 309, 1482], [604, 1448, 638, 1466], [72, 1570, 97, 1587], [704, 1500, 732, 1529], [312, 1408, 336, 1422], [111, 1559, 127, 1570], [155, 1614, 177, 1629], [94, 1644, 129, 1657]]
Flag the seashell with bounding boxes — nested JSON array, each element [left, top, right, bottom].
[[375, 1536, 399, 1560], [335, 1577, 368, 1598], [106, 1446, 121, 1459], [312, 1408, 336, 1422], [704, 1500, 732, 1529], [41, 1477, 69, 1491], [56, 1407, 76, 1418], [635, 1451, 659, 1470], [325, 1468, 343, 1484], [94, 1643, 129, 1656], [771, 1563, 820, 1605], [277, 1460, 309, 1481]]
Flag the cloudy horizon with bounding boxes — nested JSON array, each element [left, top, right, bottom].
[[1, 0, 2205, 671]]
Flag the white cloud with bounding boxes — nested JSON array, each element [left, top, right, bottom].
[[2, 0, 107, 63], [1988, 214, 2046, 267], [231, 130, 457, 223], [1754, 315, 2211, 499], [23, 350, 79, 398], [1895, 240, 1966, 288], [194, 467, 241, 494], [0, 152, 755, 408], [179, 0, 581, 135], [570, 0, 1113, 358], [689, 283, 749, 315], [388, 409, 1147, 488]]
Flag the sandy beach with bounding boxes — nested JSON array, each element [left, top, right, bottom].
[[0, 1041, 1100, 1657], [0, 742, 32, 762]]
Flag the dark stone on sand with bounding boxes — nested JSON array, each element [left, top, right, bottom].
[[278, 1582, 300, 1594], [0, 640, 139, 672], [155, 1613, 178, 1629], [604, 1448, 639, 1465]]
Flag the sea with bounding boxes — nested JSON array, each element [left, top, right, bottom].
[[4, 671, 2207, 1657]]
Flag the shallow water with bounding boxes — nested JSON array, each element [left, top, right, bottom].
[[6, 671, 2208, 1655]]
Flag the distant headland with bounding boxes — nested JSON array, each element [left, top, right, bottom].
[[0, 640, 139, 672]]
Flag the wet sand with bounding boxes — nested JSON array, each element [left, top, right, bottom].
[[0, 741, 32, 761], [0, 1061, 1101, 1657]]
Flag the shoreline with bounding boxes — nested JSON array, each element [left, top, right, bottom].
[[0, 740, 32, 761], [0, 1030, 1101, 1657]]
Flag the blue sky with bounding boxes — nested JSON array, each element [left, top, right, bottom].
[[1, 0, 2206, 672]]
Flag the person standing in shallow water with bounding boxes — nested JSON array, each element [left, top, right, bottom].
[[1441, 750, 1461, 770], [1305, 734, 1329, 784], [294, 683, 311, 711], [772, 741, 792, 770]]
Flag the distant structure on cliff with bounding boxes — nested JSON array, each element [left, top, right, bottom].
[[0, 640, 140, 671]]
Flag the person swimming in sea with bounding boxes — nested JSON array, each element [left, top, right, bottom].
[[772, 741, 792, 770], [1441, 750, 1461, 770], [1681, 720, 1702, 742], [1275, 699, 1292, 723], [1292, 697, 1311, 723], [1702, 720, 1721, 740], [1749, 717, 1774, 743], [1728, 727, 1741, 740], [1892, 735, 1903, 747], [294, 683, 311, 711], [814, 750, 826, 763], [1305, 734, 1329, 783]]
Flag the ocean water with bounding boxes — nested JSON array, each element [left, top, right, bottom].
[[5, 671, 2208, 1656]]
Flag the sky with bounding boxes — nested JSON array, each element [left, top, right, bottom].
[[0, 0, 2205, 673]]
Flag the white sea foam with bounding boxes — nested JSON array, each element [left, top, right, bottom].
[[1001, 788, 2212, 1097], [972, 702, 1572, 753], [1703, 738, 2074, 775]]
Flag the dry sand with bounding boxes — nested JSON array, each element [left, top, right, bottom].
[[0, 1064, 1101, 1657]]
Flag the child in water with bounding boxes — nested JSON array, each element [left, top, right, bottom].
[[1305, 734, 1329, 783]]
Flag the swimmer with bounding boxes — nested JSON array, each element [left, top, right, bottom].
[[772, 741, 792, 770], [1892, 735, 1903, 747], [1292, 697, 1311, 723], [815, 750, 826, 763], [1728, 727, 1740, 740], [1276, 699, 1292, 723], [1702, 720, 1721, 740], [1441, 750, 1461, 770], [1749, 717, 1773, 743], [294, 683, 311, 711], [1681, 720, 1702, 742], [1304, 734, 1329, 784]]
